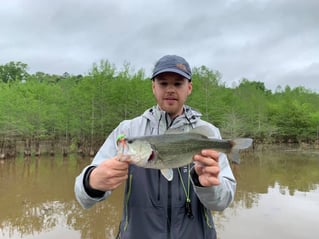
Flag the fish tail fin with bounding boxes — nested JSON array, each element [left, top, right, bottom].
[[230, 150, 240, 164], [161, 169, 173, 181], [232, 138, 253, 150], [230, 138, 253, 164]]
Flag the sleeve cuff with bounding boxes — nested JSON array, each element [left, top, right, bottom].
[[83, 166, 106, 198], [190, 167, 203, 187]]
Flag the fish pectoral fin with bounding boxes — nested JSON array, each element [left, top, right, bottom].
[[160, 169, 173, 181]]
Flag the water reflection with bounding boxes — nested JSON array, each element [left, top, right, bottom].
[[234, 150, 319, 195], [0, 149, 318, 239], [216, 150, 319, 239], [0, 157, 124, 239]]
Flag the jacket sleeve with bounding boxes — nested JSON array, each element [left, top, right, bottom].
[[74, 127, 121, 209], [190, 153, 236, 211]]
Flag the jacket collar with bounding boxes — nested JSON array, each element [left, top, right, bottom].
[[143, 105, 202, 133]]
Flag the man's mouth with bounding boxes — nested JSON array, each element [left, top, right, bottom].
[[164, 97, 177, 101], [164, 98, 177, 104]]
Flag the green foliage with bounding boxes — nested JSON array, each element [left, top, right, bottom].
[[0, 61, 318, 145], [0, 61, 29, 83], [268, 87, 319, 142], [189, 66, 226, 125]]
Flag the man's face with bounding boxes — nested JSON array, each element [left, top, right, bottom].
[[152, 72, 192, 118]]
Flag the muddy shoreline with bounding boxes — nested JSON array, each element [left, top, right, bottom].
[[1, 138, 318, 160]]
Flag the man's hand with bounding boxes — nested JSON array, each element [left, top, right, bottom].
[[89, 155, 130, 191], [193, 149, 220, 187]]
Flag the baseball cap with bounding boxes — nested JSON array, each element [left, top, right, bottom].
[[151, 55, 192, 81]]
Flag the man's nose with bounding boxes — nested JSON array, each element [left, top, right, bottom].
[[166, 84, 176, 92]]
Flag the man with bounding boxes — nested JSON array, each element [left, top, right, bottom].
[[74, 55, 236, 239]]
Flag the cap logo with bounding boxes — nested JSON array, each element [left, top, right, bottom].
[[176, 63, 187, 72]]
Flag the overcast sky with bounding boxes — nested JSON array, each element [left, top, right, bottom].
[[1, 0, 318, 92]]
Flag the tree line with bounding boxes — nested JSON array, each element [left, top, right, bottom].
[[0, 60, 318, 158]]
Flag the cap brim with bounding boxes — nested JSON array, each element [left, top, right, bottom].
[[152, 68, 191, 80]]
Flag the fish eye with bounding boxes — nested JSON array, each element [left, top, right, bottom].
[[127, 140, 133, 144]]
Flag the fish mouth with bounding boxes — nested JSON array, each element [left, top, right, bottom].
[[147, 151, 155, 162], [116, 137, 130, 155]]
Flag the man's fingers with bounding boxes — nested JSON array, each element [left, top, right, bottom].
[[199, 174, 220, 186], [117, 154, 131, 162], [193, 153, 219, 167], [193, 149, 221, 187], [106, 174, 129, 190]]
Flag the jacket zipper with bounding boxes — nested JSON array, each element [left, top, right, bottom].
[[165, 112, 173, 238], [123, 174, 133, 231], [167, 180, 172, 239]]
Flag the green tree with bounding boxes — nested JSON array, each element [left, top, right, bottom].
[[0, 61, 29, 83], [189, 66, 226, 126], [268, 87, 314, 142], [232, 79, 273, 139]]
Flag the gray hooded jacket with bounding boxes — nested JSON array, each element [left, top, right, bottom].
[[74, 105, 236, 239]]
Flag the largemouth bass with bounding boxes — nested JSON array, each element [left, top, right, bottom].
[[117, 125, 252, 180]]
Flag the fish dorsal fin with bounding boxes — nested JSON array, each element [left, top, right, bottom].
[[161, 169, 173, 181], [165, 127, 184, 135], [189, 125, 217, 138], [165, 125, 217, 138]]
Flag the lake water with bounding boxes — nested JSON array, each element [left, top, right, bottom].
[[0, 148, 318, 239]]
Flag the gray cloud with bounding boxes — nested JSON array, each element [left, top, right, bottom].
[[1, 0, 318, 92]]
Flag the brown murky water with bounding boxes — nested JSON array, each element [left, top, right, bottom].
[[0, 149, 318, 239]]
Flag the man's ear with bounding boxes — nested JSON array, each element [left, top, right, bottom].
[[152, 80, 156, 94], [188, 82, 193, 95]]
